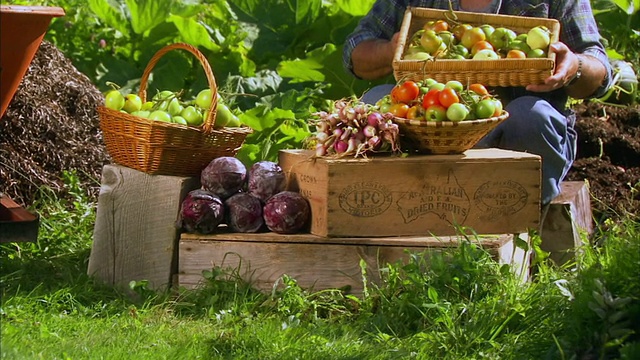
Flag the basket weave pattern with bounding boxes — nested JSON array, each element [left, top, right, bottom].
[[393, 8, 560, 87], [393, 111, 509, 155], [98, 43, 252, 177]]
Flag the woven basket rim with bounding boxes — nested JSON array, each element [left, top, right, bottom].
[[97, 105, 253, 136]]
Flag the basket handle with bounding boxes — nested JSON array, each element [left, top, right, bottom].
[[139, 42, 218, 133]]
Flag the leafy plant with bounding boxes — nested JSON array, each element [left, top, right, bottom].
[[592, 0, 640, 104]]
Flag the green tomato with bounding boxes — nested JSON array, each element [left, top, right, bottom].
[[141, 101, 154, 111], [131, 110, 151, 119], [105, 90, 125, 111], [195, 89, 213, 110], [429, 82, 446, 91], [180, 105, 204, 126], [226, 114, 241, 127], [153, 90, 175, 102], [214, 103, 233, 128], [527, 26, 551, 50], [378, 102, 392, 114], [527, 48, 547, 58], [167, 98, 184, 116], [425, 104, 446, 122], [172, 115, 188, 125], [475, 99, 496, 119], [446, 103, 469, 122], [444, 80, 464, 93], [122, 94, 142, 113], [149, 110, 172, 123], [423, 78, 439, 88]]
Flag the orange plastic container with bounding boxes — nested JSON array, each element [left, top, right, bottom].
[[0, 5, 65, 118]]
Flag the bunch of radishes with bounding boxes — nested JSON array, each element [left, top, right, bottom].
[[309, 99, 401, 158]]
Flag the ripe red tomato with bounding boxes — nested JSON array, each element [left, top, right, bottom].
[[391, 80, 421, 104], [438, 88, 459, 108], [421, 88, 441, 109]]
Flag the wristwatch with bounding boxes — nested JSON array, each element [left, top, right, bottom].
[[566, 56, 583, 87]]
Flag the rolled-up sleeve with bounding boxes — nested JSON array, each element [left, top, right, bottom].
[[556, 0, 613, 98], [342, 0, 410, 77]]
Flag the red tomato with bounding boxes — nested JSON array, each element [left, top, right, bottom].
[[389, 103, 410, 118], [391, 80, 421, 104], [438, 88, 459, 108], [421, 88, 441, 109]]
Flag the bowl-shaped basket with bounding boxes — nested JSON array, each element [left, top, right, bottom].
[[393, 111, 509, 154]]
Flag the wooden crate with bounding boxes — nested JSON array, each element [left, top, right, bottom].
[[393, 7, 560, 87], [0, 195, 39, 243], [540, 181, 593, 264], [88, 164, 200, 291], [279, 149, 541, 238], [177, 231, 530, 294]]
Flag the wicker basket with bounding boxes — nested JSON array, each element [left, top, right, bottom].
[[393, 7, 560, 87], [98, 42, 252, 177], [393, 111, 509, 155]]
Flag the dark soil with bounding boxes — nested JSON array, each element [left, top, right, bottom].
[[567, 102, 640, 221], [1, 42, 639, 222]]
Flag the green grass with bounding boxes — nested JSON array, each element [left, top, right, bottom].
[[2, 172, 639, 359]]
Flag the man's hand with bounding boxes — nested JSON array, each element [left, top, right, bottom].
[[526, 42, 579, 92], [526, 42, 607, 99]]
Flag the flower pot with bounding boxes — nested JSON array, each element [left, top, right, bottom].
[[0, 5, 65, 118]]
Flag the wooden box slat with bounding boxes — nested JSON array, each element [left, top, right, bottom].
[[177, 232, 530, 294]]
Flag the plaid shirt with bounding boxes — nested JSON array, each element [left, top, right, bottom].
[[343, 0, 612, 98]]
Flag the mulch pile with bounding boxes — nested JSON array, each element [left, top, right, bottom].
[[1, 41, 638, 222], [0, 41, 109, 206]]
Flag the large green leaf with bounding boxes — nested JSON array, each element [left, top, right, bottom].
[[277, 44, 337, 82], [334, 0, 377, 16], [168, 15, 221, 51], [125, 0, 171, 34], [88, 0, 129, 35], [295, 0, 322, 24], [611, 0, 640, 15]]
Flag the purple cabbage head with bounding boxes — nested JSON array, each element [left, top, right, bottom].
[[248, 161, 287, 202], [225, 192, 265, 233], [263, 191, 310, 234], [201, 156, 247, 199], [178, 189, 224, 234]]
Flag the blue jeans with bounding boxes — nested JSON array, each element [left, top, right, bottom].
[[362, 86, 576, 204]]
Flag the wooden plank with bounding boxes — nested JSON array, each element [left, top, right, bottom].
[[540, 181, 593, 264], [177, 232, 530, 294], [0, 195, 39, 243], [87, 164, 199, 291], [280, 149, 541, 238]]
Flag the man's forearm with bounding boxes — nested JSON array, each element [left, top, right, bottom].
[[351, 39, 396, 80], [565, 54, 608, 99]]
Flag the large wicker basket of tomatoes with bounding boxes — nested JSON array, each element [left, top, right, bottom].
[[382, 79, 508, 155], [393, 7, 560, 87]]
